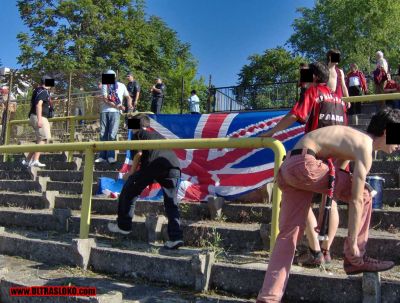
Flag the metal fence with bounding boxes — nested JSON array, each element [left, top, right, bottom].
[[211, 81, 299, 112]]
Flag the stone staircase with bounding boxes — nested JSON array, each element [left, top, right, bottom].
[[0, 113, 399, 302]]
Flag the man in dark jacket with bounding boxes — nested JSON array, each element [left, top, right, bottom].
[[150, 78, 165, 114], [108, 114, 183, 249]]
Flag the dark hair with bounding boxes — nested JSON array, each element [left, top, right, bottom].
[[191, 90, 196, 94], [134, 113, 151, 128], [326, 49, 341, 63], [367, 107, 400, 137], [40, 75, 51, 85], [309, 62, 329, 83]]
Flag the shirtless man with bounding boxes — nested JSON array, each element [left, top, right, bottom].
[[257, 107, 399, 303], [326, 49, 349, 98]]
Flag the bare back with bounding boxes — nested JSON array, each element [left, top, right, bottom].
[[294, 125, 373, 203], [327, 65, 338, 92]]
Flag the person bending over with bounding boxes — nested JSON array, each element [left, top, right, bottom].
[[257, 107, 399, 303], [108, 114, 183, 249]]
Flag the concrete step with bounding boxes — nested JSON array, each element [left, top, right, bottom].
[[46, 181, 98, 195], [0, 207, 68, 232], [6, 153, 68, 162], [53, 194, 400, 228], [0, 192, 55, 209], [37, 170, 119, 182], [67, 215, 400, 259], [69, 215, 264, 252], [0, 170, 33, 180], [0, 229, 211, 292], [0, 180, 43, 193], [0, 228, 398, 303], [383, 188, 400, 206], [0, 160, 79, 171], [210, 261, 400, 303], [370, 160, 400, 174], [0, 254, 246, 303]]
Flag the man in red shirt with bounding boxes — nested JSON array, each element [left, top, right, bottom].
[[261, 62, 347, 267]]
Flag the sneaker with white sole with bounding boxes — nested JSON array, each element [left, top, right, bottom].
[[108, 157, 117, 164], [95, 158, 106, 163], [164, 240, 184, 250], [29, 160, 46, 168], [107, 222, 130, 235]]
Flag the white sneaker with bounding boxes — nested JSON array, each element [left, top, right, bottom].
[[21, 159, 29, 166], [164, 240, 184, 250], [29, 160, 46, 168], [107, 223, 130, 235], [95, 158, 106, 163], [108, 157, 117, 164]]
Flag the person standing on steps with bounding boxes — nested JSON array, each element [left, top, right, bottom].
[[23, 76, 53, 168], [260, 62, 347, 268], [150, 77, 165, 114], [108, 114, 184, 249], [96, 70, 132, 164]]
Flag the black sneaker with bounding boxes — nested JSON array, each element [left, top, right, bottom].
[[297, 250, 325, 267], [164, 240, 184, 250]]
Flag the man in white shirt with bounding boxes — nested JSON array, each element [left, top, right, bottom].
[[188, 90, 200, 114], [96, 70, 132, 164]]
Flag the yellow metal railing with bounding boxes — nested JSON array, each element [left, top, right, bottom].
[[4, 112, 153, 162], [343, 92, 400, 103], [0, 137, 286, 250]]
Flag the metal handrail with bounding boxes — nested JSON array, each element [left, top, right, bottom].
[[4, 112, 154, 162], [0, 137, 286, 250]]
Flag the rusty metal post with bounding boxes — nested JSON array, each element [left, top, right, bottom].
[[65, 72, 72, 131], [1, 70, 14, 145]]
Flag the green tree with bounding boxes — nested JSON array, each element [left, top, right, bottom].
[[237, 47, 305, 109], [16, 0, 205, 112], [287, 0, 400, 72]]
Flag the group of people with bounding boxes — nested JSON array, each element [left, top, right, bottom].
[[95, 70, 201, 163], [255, 50, 399, 302], [19, 53, 400, 301]]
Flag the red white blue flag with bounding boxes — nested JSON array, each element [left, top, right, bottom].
[[109, 111, 304, 202]]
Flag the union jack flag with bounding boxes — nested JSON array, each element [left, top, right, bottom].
[[112, 111, 304, 202]]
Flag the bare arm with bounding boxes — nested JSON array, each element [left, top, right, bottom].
[[36, 100, 43, 128], [134, 91, 140, 105], [341, 70, 349, 97], [335, 159, 350, 170], [126, 95, 133, 109], [259, 113, 298, 137], [348, 149, 372, 256]]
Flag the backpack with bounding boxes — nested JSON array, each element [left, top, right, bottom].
[[30, 87, 53, 118]]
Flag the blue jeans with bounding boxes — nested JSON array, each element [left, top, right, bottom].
[[99, 112, 120, 159]]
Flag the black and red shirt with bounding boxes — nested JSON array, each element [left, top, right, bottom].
[[290, 84, 348, 133]]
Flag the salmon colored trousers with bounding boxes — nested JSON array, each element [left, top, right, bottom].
[[257, 150, 372, 302]]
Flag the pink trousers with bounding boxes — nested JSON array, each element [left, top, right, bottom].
[[257, 150, 372, 302]]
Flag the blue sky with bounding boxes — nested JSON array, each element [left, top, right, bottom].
[[0, 0, 314, 87]]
